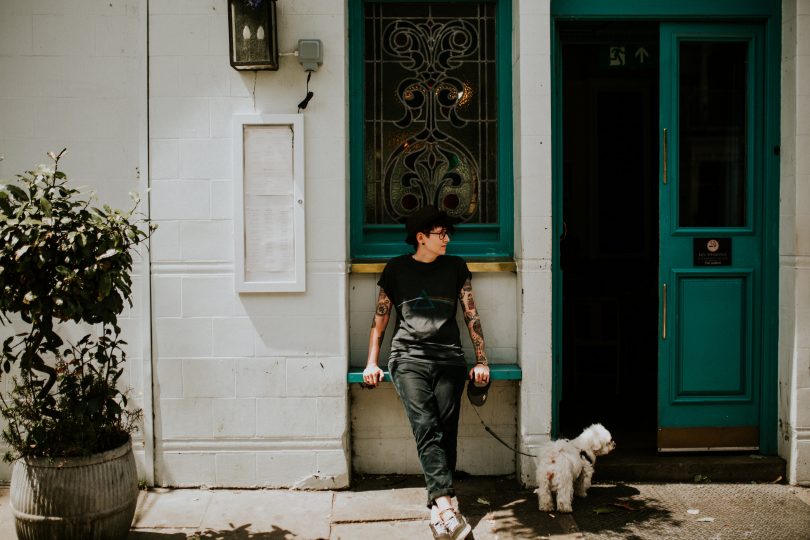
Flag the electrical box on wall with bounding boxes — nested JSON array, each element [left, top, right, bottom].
[[298, 39, 323, 72]]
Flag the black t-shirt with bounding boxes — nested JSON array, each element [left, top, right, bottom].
[[378, 254, 471, 365]]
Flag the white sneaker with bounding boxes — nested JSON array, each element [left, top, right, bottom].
[[429, 519, 451, 540], [440, 510, 472, 540]]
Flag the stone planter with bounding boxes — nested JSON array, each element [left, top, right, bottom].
[[10, 438, 139, 540]]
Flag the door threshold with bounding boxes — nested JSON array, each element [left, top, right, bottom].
[[594, 448, 786, 483]]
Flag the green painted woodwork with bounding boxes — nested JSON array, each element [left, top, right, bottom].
[[347, 363, 522, 383], [658, 23, 764, 438], [678, 277, 748, 395], [552, 0, 777, 17], [349, 0, 514, 260], [552, 1, 780, 452]]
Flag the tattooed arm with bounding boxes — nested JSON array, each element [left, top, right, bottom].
[[364, 288, 391, 387], [460, 278, 490, 384]]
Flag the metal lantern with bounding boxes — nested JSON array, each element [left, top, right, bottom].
[[228, 0, 279, 71]]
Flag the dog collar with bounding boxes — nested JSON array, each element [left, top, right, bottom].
[[579, 450, 594, 465]]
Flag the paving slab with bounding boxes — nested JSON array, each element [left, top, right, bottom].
[[793, 486, 810, 508], [333, 475, 428, 522], [0, 486, 14, 537], [132, 488, 212, 529], [331, 519, 432, 539], [571, 483, 810, 540], [200, 490, 332, 539]]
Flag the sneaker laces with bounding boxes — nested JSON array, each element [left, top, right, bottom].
[[429, 518, 450, 539]]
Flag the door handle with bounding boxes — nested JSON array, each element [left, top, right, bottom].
[[662, 128, 668, 185], [662, 283, 668, 340]]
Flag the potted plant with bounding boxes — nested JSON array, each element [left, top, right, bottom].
[[0, 149, 154, 540]]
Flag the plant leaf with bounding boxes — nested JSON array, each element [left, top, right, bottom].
[[97, 248, 118, 261], [2, 184, 29, 201], [593, 506, 617, 515]]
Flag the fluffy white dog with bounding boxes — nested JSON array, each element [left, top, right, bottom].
[[535, 423, 615, 513]]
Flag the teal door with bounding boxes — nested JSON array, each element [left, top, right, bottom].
[[658, 24, 764, 450]]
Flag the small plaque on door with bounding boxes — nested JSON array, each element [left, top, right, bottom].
[[693, 238, 732, 266]]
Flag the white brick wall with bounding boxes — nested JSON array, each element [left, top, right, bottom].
[[781, 0, 810, 486], [0, 0, 150, 481], [514, 0, 554, 486], [351, 382, 517, 476], [147, 0, 349, 488]]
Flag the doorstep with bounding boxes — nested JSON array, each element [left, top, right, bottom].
[[594, 449, 787, 483]]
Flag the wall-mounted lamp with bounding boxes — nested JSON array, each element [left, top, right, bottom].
[[228, 0, 279, 71]]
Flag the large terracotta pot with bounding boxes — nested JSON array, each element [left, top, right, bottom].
[[10, 438, 139, 540]]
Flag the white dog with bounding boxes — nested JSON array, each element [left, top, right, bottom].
[[535, 424, 615, 513]]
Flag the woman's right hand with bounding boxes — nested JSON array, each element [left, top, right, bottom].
[[363, 364, 385, 387]]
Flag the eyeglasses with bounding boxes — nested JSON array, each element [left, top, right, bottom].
[[427, 230, 449, 240]]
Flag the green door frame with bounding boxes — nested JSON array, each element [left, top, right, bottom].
[[550, 0, 781, 454]]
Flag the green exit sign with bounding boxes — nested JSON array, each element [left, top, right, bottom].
[[604, 44, 656, 69]]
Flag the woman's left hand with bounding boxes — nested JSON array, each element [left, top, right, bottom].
[[469, 363, 490, 385]]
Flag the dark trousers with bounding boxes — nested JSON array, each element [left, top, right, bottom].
[[390, 361, 467, 507]]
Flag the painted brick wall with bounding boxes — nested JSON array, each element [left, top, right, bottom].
[[780, 0, 810, 485], [513, 0, 554, 486], [351, 381, 517, 475], [148, 0, 349, 487], [0, 0, 149, 481], [349, 273, 519, 367]]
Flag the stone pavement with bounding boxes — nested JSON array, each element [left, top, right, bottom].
[[1, 476, 809, 539]]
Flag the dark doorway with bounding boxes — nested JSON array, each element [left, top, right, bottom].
[[559, 22, 659, 449]]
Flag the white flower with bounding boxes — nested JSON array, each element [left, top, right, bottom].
[[34, 164, 54, 176]]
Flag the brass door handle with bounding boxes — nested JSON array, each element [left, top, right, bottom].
[[662, 283, 668, 340], [662, 128, 668, 185]]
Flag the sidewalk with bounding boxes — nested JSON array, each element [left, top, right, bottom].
[[2, 475, 809, 539]]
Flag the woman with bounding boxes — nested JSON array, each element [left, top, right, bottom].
[[363, 205, 490, 540]]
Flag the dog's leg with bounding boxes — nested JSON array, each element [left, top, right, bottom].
[[554, 475, 574, 513], [575, 464, 594, 498], [536, 470, 555, 512]]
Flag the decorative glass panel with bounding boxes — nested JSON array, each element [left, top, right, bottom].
[[364, 2, 498, 225], [678, 41, 748, 228]]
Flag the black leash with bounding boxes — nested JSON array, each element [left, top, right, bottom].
[[471, 405, 537, 458]]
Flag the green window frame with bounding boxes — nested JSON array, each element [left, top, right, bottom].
[[349, 0, 514, 260]]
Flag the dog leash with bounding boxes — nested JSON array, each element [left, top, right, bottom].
[[471, 406, 537, 458]]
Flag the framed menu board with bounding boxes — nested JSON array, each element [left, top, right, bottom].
[[233, 114, 305, 292]]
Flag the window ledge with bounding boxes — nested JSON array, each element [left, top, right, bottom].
[[350, 259, 516, 273]]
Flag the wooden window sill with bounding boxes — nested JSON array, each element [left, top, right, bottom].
[[350, 259, 516, 273]]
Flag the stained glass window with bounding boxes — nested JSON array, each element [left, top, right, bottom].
[[363, 2, 498, 225]]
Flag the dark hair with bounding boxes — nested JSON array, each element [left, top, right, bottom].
[[405, 215, 455, 249]]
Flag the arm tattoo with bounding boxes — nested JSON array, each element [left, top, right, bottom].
[[471, 319, 487, 364], [372, 289, 392, 329], [459, 279, 475, 312], [375, 289, 391, 317], [460, 279, 487, 365]]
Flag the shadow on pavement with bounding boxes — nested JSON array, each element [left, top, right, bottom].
[[128, 524, 299, 540], [457, 479, 679, 539], [456, 476, 575, 539], [349, 473, 426, 491], [571, 483, 679, 538]]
